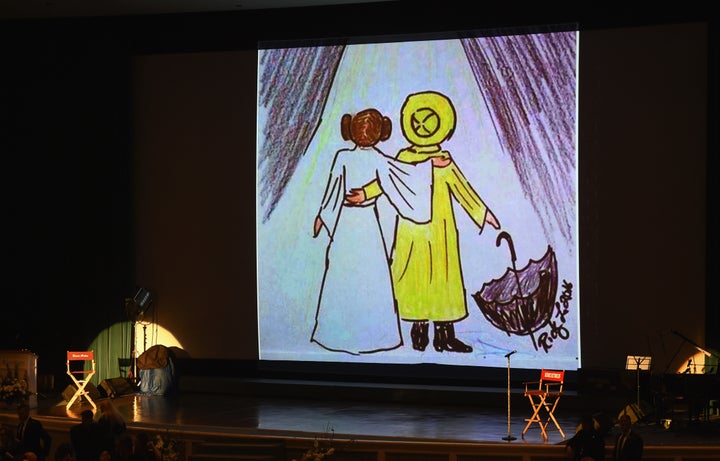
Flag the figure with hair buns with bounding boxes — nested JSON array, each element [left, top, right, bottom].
[[311, 107, 441, 355]]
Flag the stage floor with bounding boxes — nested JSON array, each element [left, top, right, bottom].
[[22, 381, 720, 449]]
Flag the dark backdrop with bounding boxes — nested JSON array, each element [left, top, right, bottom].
[[1, 3, 717, 390]]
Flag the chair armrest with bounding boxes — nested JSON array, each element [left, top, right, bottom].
[[543, 382, 563, 393]]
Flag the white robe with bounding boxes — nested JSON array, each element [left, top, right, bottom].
[[311, 146, 431, 354]]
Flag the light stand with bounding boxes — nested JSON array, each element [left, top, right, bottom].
[[132, 317, 138, 381], [143, 323, 148, 352], [124, 287, 154, 385], [502, 350, 518, 441]]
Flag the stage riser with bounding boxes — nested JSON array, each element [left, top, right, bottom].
[[7, 417, 717, 461], [176, 376, 626, 413], [191, 441, 286, 461]]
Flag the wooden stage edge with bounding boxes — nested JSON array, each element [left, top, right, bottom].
[[1, 377, 719, 461]]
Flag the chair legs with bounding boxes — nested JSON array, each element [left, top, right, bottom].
[[522, 394, 564, 440], [66, 370, 97, 411], [66, 378, 97, 410], [523, 394, 547, 439], [544, 397, 565, 439]]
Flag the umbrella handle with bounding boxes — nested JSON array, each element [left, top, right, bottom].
[[496, 231, 517, 264], [496, 231, 523, 295]]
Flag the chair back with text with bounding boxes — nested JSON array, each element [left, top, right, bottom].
[[540, 369, 564, 391]]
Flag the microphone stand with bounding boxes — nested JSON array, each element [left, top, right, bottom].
[[502, 350, 518, 441]]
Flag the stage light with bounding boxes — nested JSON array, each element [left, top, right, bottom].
[[133, 287, 153, 313], [125, 287, 154, 320]]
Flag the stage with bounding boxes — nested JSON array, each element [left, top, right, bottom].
[[1, 378, 718, 459]]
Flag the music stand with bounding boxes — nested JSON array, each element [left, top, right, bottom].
[[626, 355, 651, 408]]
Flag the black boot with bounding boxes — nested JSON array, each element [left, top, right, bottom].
[[432, 322, 448, 352], [433, 322, 473, 353], [411, 321, 429, 351], [444, 322, 473, 352]]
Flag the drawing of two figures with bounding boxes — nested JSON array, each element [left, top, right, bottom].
[[311, 91, 501, 356]]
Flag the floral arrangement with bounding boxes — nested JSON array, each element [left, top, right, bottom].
[[0, 375, 32, 405], [152, 433, 184, 461], [293, 424, 338, 461], [295, 438, 335, 461]]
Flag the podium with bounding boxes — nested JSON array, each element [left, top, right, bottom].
[[0, 350, 38, 409]]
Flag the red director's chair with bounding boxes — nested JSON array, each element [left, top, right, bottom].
[[66, 351, 97, 411], [522, 369, 565, 440]]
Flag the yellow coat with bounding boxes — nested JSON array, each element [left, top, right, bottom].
[[390, 147, 490, 322]]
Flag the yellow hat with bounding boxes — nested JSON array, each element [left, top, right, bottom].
[[400, 91, 456, 146]]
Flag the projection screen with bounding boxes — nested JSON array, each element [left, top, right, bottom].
[[256, 25, 580, 372]]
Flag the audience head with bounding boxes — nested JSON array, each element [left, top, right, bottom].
[[17, 402, 30, 420], [581, 414, 596, 431]]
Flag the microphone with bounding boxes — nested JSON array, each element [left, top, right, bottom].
[[504, 350, 517, 358]]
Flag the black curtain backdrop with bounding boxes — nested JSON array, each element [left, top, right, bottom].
[[1, 4, 717, 389], [1, 21, 134, 384]]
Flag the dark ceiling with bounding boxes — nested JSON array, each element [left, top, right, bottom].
[[0, 0, 393, 20]]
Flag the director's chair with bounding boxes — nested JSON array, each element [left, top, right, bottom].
[[522, 369, 565, 440], [66, 351, 97, 410]]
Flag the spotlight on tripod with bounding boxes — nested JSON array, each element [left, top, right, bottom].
[[124, 287, 155, 384]]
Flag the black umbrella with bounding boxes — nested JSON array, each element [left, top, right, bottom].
[[472, 231, 558, 351]]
